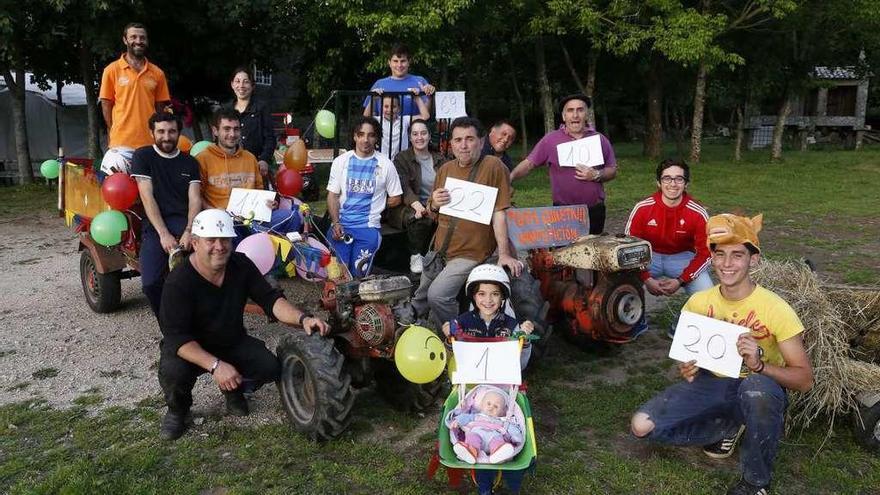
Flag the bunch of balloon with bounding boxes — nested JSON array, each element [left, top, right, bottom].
[[91, 173, 140, 247]]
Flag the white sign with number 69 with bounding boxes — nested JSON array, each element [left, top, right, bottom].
[[668, 311, 750, 378], [451, 340, 522, 385], [439, 177, 498, 225]]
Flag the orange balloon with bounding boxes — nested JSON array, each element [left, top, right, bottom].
[[283, 139, 308, 171], [178, 135, 193, 153]]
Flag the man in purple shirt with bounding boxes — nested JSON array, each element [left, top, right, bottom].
[[510, 94, 617, 234]]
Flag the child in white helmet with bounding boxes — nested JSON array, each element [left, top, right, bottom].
[[441, 264, 534, 369]]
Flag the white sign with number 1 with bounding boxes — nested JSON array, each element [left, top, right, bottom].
[[451, 340, 522, 385], [439, 177, 498, 225], [668, 311, 749, 378]]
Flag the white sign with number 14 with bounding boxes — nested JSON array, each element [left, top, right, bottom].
[[668, 311, 749, 378]]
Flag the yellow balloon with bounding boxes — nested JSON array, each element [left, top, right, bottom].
[[394, 325, 447, 384]]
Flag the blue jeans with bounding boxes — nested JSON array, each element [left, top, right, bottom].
[[640, 251, 714, 335], [649, 251, 714, 293], [327, 226, 381, 278], [140, 216, 187, 316], [636, 371, 787, 487]]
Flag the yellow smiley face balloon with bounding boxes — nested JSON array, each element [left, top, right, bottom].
[[394, 325, 447, 384]]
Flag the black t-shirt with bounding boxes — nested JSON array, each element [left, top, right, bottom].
[[159, 253, 284, 353], [130, 145, 201, 219]]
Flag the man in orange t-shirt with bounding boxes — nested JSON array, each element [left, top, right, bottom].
[[100, 23, 171, 150]]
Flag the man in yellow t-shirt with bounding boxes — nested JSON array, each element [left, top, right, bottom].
[[99, 23, 171, 150], [630, 213, 813, 495]]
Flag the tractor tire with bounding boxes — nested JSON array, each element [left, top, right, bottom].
[[372, 359, 446, 413], [79, 250, 121, 313], [509, 266, 552, 365], [276, 331, 355, 441], [854, 400, 880, 453]]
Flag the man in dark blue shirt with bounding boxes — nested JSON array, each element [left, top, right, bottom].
[[131, 112, 201, 316]]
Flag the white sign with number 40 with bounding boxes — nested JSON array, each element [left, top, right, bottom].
[[451, 340, 522, 385], [668, 311, 750, 378]]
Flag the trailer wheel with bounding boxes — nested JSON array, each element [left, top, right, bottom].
[[277, 331, 355, 441], [854, 401, 880, 453], [80, 250, 121, 313]]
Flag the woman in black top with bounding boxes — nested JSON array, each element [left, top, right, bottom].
[[227, 67, 276, 183]]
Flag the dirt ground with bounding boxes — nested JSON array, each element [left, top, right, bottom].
[[0, 210, 326, 427]]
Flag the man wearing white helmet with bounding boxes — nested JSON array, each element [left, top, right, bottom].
[[441, 264, 534, 369], [156, 209, 330, 440]]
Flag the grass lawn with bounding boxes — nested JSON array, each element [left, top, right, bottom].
[[2, 144, 879, 494]]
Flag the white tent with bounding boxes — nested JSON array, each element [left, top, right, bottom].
[[0, 73, 99, 164]]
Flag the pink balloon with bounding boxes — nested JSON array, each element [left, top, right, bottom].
[[235, 233, 276, 275]]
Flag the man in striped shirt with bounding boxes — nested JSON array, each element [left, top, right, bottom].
[[625, 159, 712, 337], [326, 117, 403, 277]]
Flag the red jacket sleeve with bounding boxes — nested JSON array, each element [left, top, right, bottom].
[[625, 198, 652, 282], [679, 201, 711, 284]]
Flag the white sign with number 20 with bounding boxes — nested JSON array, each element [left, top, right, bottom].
[[668, 310, 749, 378]]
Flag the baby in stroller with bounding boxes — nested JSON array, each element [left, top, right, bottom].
[[447, 387, 524, 465]]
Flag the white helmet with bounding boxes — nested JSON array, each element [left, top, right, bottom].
[[465, 264, 511, 299], [100, 147, 134, 175], [191, 209, 237, 238]]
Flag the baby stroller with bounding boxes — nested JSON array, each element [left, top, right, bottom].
[[429, 334, 537, 494]]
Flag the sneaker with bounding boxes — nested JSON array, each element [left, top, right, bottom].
[[488, 442, 515, 464], [224, 391, 250, 417], [453, 442, 478, 464], [159, 410, 188, 440], [726, 478, 769, 495], [410, 254, 423, 274], [704, 425, 745, 459]]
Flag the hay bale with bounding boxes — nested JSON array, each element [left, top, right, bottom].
[[751, 259, 880, 431], [827, 289, 880, 363]]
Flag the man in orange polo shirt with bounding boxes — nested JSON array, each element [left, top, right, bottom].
[[100, 23, 171, 151]]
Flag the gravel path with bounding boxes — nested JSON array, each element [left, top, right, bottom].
[[0, 210, 322, 424]]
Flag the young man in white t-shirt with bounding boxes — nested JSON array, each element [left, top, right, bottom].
[[326, 117, 403, 277]]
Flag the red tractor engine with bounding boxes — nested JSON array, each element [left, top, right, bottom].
[[529, 234, 652, 344], [321, 276, 415, 358]]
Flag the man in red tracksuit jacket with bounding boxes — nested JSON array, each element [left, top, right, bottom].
[[625, 159, 712, 338]]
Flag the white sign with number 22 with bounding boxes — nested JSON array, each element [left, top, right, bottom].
[[439, 177, 498, 225], [668, 310, 749, 378], [451, 340, 522, 385]]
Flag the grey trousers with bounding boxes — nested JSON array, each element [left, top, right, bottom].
[[412, 254, 481, 328]]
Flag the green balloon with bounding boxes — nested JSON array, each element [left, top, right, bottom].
[[190, 140, 213, 156], [40, 159, 60, 179], [90, 210, 129, 247], [315, 110, 336, 139]]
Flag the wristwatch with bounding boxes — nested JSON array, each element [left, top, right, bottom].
[[209, 358, 220, 374], [298, 313, 314, 327]]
